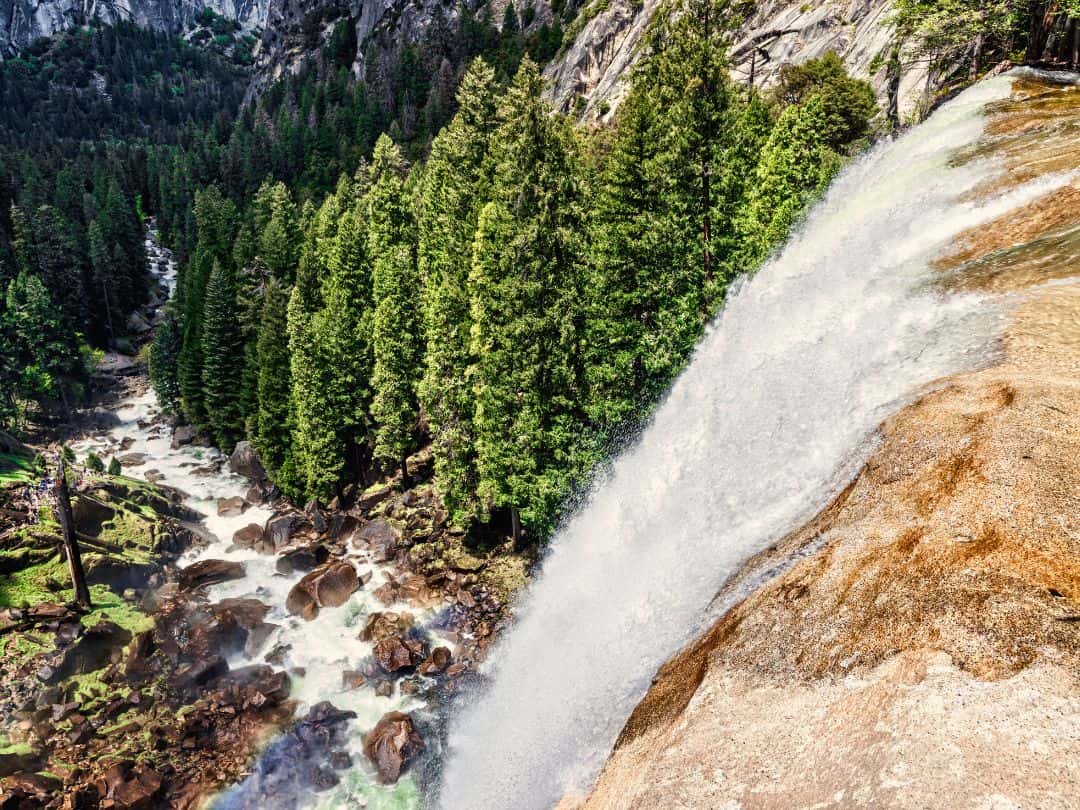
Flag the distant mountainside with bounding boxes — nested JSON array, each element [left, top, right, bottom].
[[0, 0, 267, 54], [4, 0, 931, 122]]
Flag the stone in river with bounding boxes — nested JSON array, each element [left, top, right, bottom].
[[285, 561, 359, 620], [232, 523, 265, 549], [229, 440, 267, 481], [373, 636, 428, 674], [177, 559, 245, 591], [217, 496, 247, 517], [171, 425, 196, 448], [363, 711, 424, 784]]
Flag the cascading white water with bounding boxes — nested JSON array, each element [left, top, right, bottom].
[[439, 72, 1076, 810]]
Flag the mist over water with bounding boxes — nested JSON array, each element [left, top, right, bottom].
[[438, 73, 1070, 810]]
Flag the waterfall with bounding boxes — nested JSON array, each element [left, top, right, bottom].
[[438, 72, 1076, 810]]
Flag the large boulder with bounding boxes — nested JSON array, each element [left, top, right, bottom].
[[359, 612, 415, 644], [354, 519, 402, 563], [285, 561, 360, 620], [363, 711, 423, 784], [220, 702, 355, 804], [229, 441, 267, 482], [45, 620, 133, 683], [418, 647, 452, 676], [373, 636, 428, 674], [217, 496, 247, 517], [214, 665, 290, 705], [275, 544, 330, 576], [170, 425, 196, 449], [265, 513, 306, 551], [177, 559, 245, 591], [232, 523, 265, 550]]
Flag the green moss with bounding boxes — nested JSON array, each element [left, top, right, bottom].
[[0, 742, 34, 756], [82, 586, 153, 635], [0, 554, 68, 608], [97, 510, 157, 563], [0, 629, 51, 666], [0, 452, 35, 485]]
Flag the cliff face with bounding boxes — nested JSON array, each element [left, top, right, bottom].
[[544, 0, 931, 122], [0, 0, 269, 54], [571, 74, 1080, 809]]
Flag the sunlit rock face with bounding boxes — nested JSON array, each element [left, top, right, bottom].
[[544, 0, 932, 123], [0, 0, 270, 55]]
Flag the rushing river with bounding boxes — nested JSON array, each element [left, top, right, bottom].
[[71, 227, 435, 810]]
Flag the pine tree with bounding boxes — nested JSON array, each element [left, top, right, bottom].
[[366, 134, 420, 485], [311, 193, 374, 488], [417, 58, 498, 524], [735, 95, 840, 268], [371, 240, 420, 485], [88, 221, 117, 343], [469, 58, 588, 540], [201, 259, 245, 449], [149, 310, 183, 413], [254, 278, 294, 476], [3, 270, 85, 418], [255, 181, 300, 281], [287, 199, 345, 499]]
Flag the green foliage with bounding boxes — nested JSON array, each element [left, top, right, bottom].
[[773, 52, 878, 150], [85, 452, 105, 473], [107, 457, 122, 476], [417, 59, 498, 524], [201, 259, 245, 450], [468, 59, 589, 535], [253, 278, 294, 477], [367, 136, 420, 477], [736, 95, 841, 268], [148, 311, 182, 414]]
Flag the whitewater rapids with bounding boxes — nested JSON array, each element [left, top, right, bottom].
[[438, 72, 1076, 810]]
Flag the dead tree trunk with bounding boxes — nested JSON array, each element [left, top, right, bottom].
[[54, 457, 91, 609]]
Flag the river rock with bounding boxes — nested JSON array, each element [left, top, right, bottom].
[[275, 543, 330, 576], [417, 646, 452, 676], [265, 513, 305, 551], [215, 665, 291, 705], [245, 483, 267, 505], [229, 440, 267, 481], [359, 612, 414, 643], [118, 453, 148, 468], [46, 620, 132, 683], [354, 519, 402, 562], [285, 561, 359, 620], [217, 496, 248, 517], [102, 761, 163, 809], [305, 499, 327, 533], [178, 559, 245, 591], [363, 711, 423, 784], [354, 484, 394, 515], [233, 523, 265, 549], [170, 425, 196, 448], [373, 636, 428, 674]]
